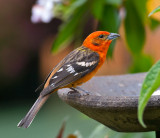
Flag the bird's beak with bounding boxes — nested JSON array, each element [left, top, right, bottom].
[[107, 33, 120, 40]]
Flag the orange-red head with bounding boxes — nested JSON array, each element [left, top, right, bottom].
[[83, 31, 120, 55]]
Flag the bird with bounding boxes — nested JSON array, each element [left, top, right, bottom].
[[17, 31, 120, 128]]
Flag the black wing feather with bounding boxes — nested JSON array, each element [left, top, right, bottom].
[[40, 46, 100, 97]]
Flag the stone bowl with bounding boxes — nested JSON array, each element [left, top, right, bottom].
[[58, 73, 160, 132]]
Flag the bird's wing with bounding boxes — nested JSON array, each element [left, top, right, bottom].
[[40, 46, 100, 97], [35, 68, 54, 92], [35, 54, 67, 92]]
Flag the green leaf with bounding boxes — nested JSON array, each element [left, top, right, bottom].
[[63, 0, 87, 20], [132, 0, 147, 23], [149, 18, 160, 30], [124, 0, 145, 55], [90, 0, 105, 20], [98, 5, 120, 57], [105, 0, 122, 7], [88, 124, 107, 138], [129, 54, 153, 73], [148, 6, 160, 17], [138, 60, 160, 127], [51, 3, 87, 52]]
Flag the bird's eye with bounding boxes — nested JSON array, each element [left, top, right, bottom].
[[98, 34, 104, 38]]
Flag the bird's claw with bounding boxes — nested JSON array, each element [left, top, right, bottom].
[[67, 90, 81, 98], [68, 87, 90, 97]]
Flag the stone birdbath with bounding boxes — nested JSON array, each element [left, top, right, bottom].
[[57, 73, 160, 138]]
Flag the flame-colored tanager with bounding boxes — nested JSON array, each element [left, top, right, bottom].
[[18, 31, 120, 128]]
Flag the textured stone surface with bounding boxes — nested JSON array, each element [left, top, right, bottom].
[[58, 73, 160, 132]]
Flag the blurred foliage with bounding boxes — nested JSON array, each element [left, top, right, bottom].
[[138, 6, 160, 128], [124, 0, 145, 55], [148, 6, 160, 17], [138, 60, 160, 128], [98, 5, 120, 57], [149, 18, 160, 30], [52, 0, 160, 72], [57, 122, 155, 138], [56, 120, 154, 138], [129, 54, 153, 73], [52, 1, 88, 52]]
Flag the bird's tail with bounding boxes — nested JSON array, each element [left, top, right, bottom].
[[17, 95, 50, 128]]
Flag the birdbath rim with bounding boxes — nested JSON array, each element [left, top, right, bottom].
[[58, 73, 160, 132]]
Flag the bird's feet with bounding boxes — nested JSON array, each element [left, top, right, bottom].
[[68, 87, 90, 97], [67, 88, 81, 98]]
